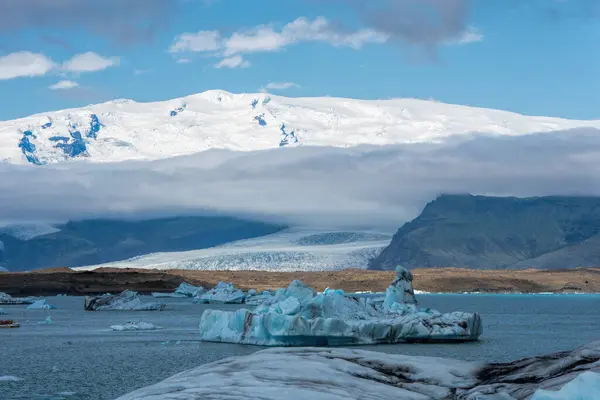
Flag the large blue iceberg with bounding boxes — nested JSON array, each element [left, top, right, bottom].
[[199, 267, 482, 346]]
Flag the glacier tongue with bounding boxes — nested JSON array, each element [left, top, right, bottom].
[[198, 267, 482, 346], [2, 90, 599, 165]]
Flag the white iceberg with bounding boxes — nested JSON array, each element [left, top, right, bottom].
[[194, 281, 245, 304], [26, 299, 57, 310], [115, 341, 600, 400], [110, 321, 159, 331], [84, 290, 166, 311], [152, 282, 205, 298], [531, 371, 600, 400], [0, 292, 36, 305], [199, 266, 482, 346]]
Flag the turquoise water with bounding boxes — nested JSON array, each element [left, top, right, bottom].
[[1, 294, 599, 400]]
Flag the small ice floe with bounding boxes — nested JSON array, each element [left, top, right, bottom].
[[110, 321, 159, 331], [58, 392, 77, 397], [0, 376, 23, 382], [194, 282, 245, 304], [84, 290, 165, 311], [160, 340, 182, 346], [39, 316, 53, 324], [152, 282, 204, 298], [26, 299, 57, 310], [199, 266, 482, 346], [114, 340, 600, 400]]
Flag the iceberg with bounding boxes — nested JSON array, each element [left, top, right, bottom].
[[84, 290, 166, 311], [26, 299, 57, 310], [531, 371, 600, 400], [0, 308, 7, 315], [244, 289, 281, 305], [151, 282, 205, 298], [199, 267, 482, 346], [116, 341, 600, 400], [110, 321, 159, 331], [0, 292, 36, 305], [194, 281, 245, 304]]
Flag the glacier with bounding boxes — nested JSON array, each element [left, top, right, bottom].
[[194, 282, 245, 304], [75, 229, 391, 272], [84, 290, 166, 311], [115, 341, 600, 400], [198, 267, 482, 346], [2, 90, 599, 165]]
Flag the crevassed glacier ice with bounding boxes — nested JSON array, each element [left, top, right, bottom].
[[116, 341, 600, 400], [151, 282, 204, 298], [26, 299, 57, 310], [194, 282, 245, 304], [84, 290, 166, 311], [110, 321, 159, 331], [199, 266, 482, 346], [531, 371, 600, 400]]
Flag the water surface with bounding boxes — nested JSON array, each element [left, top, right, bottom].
[[1, 294, 599, 400]]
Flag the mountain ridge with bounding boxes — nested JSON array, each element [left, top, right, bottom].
[[369, 194, 600, 270]]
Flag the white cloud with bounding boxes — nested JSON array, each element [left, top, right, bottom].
[[175, 58, 192, 64], [169, 17, 388, 66], [215, 55, 250, 69], [262, 82, 300, 91], [62, 52, 119, 73], [48, 80, 79, 90], [446, 27, 484, 45], [1, 129, 600, 230], [169, 30, 221, 53], [0, 51, 55, 80]]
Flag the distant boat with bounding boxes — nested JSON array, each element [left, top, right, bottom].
[[0, 320, 20, 328]]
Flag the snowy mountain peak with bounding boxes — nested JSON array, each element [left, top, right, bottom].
[[1, 90, 599, 165]]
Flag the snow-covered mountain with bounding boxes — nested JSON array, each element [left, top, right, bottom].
[[2, 90, 599, 165]]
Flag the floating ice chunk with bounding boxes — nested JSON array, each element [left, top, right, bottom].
[[175, 282, 205, 297], [0, 376, 23, 382], [199, 270, 482, 346], [111, 321, 158, 331], [0, 292, 36, 305], [0, 308, 7, 315], [195, 282, 245, 304], [84, 290, 166, 311], [531, 371, 600, 400], [39, 316, 53, 324], [26, 299, 57, 310]]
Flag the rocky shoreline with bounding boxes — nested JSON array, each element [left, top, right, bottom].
[[1, 267, 600, 296]]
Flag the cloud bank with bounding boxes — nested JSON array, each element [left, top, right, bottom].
[[1, 128, 600, 230]]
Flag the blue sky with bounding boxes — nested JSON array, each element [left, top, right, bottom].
[[0, 0, 598, 121]]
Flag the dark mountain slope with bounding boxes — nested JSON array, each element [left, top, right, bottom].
[[0, 216, 285, 272], [369, 194, 600, 270]]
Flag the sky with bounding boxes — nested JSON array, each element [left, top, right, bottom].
[[0, 0, 598, 121]]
